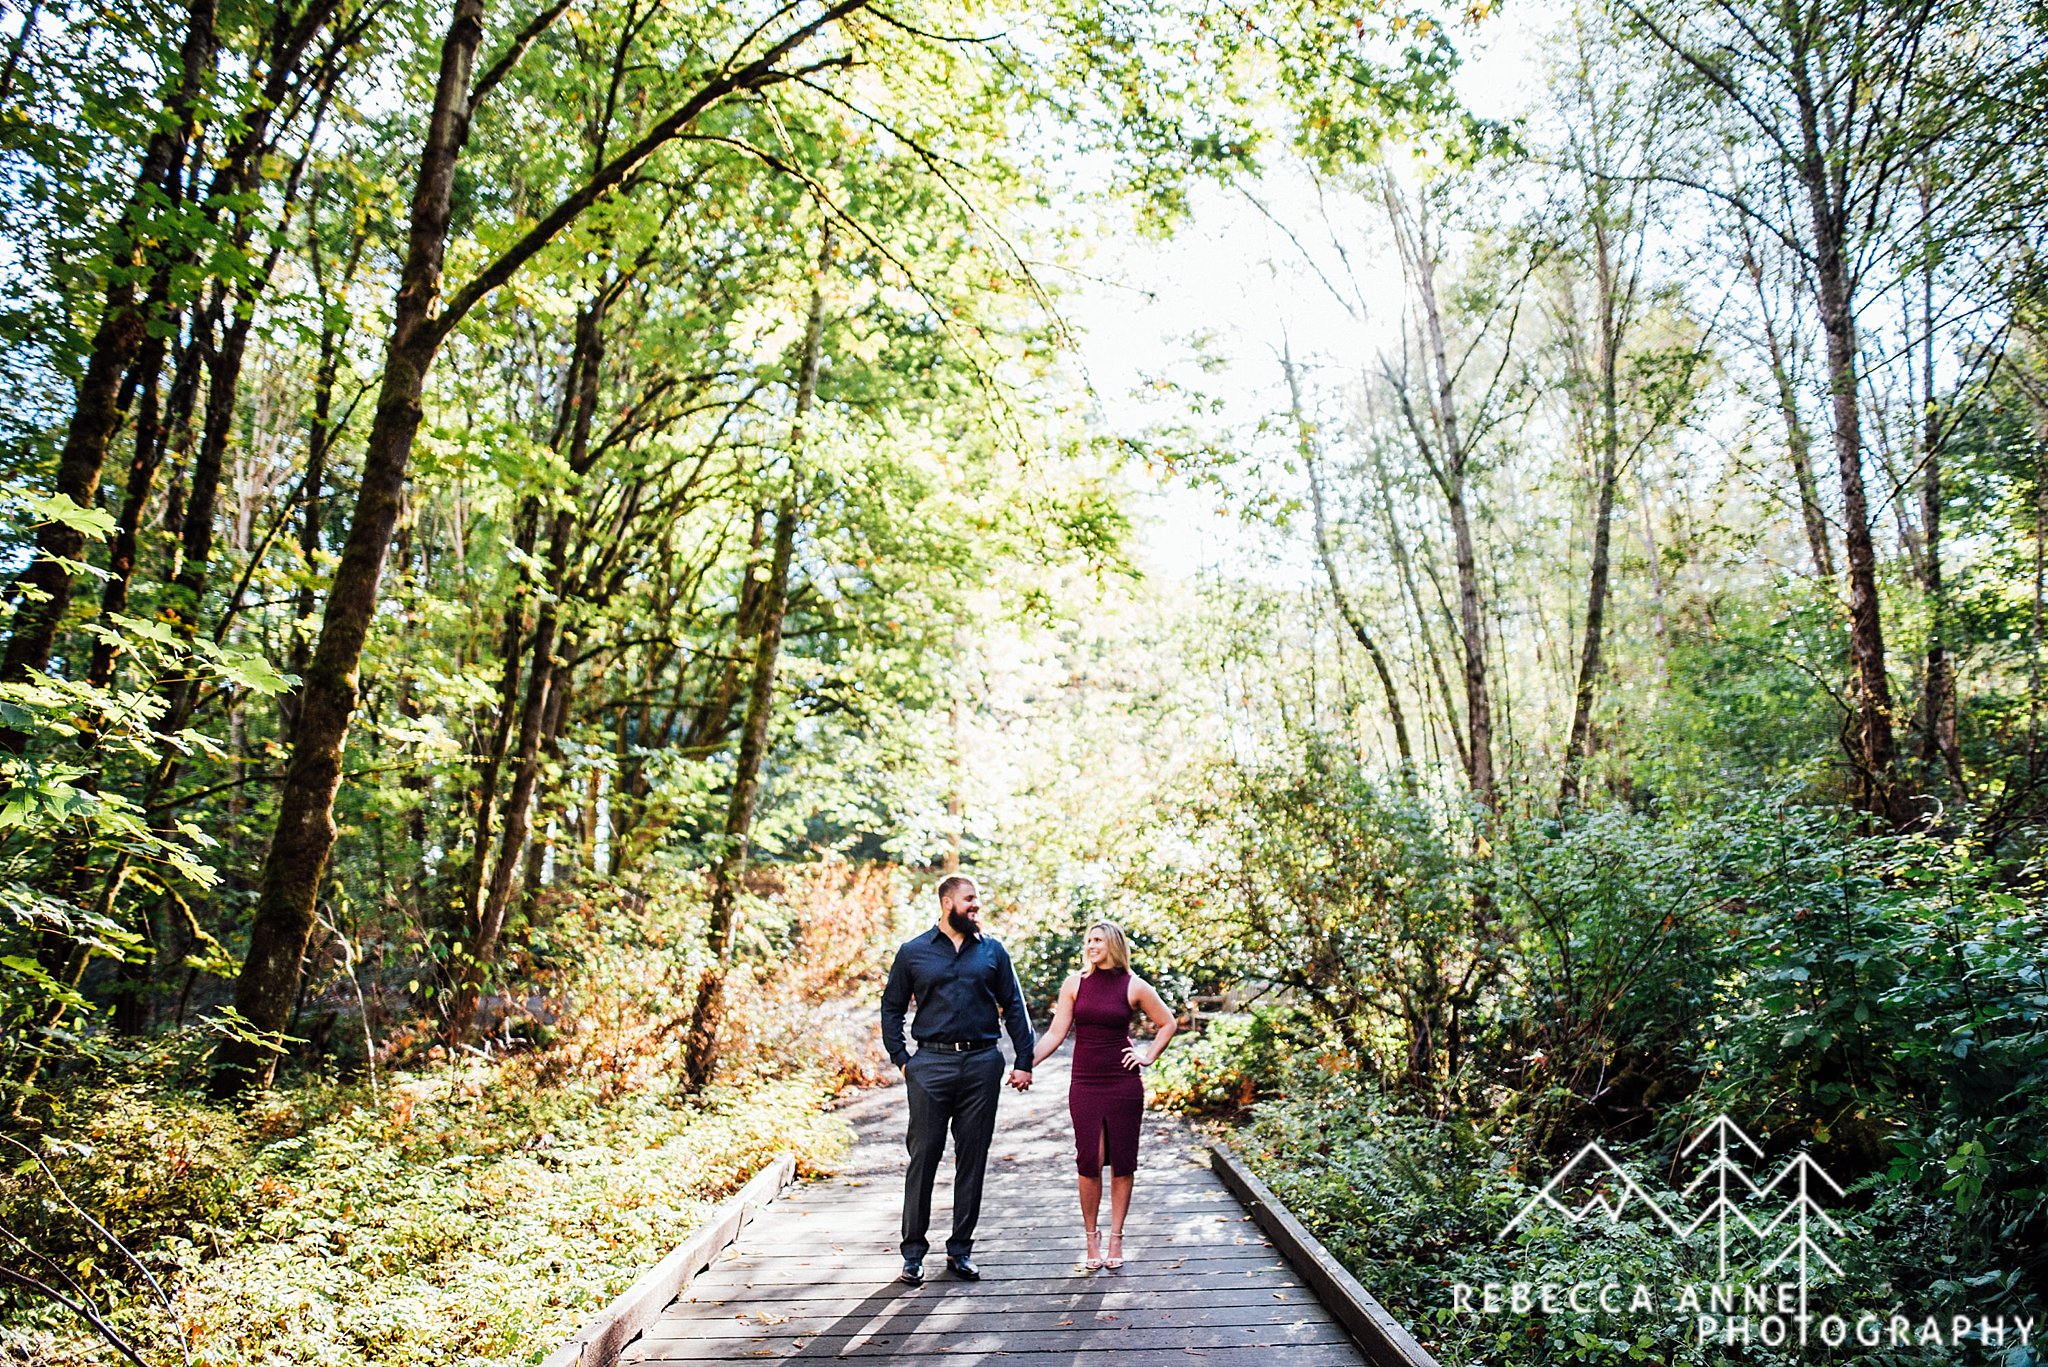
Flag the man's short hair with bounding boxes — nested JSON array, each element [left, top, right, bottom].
[[936, 874, 976, 906]]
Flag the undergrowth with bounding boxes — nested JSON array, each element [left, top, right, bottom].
[[2, 859, 900, 1366]]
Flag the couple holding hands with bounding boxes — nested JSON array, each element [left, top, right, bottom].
[[878, 875, 1177, 1283]]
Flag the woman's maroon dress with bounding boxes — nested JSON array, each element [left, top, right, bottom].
[[1068, 967, 1144, 1177]]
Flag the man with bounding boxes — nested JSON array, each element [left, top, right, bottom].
[[879, 874, 1035, 1285]]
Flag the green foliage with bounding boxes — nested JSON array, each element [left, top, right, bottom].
[[1159, 742, 1489, 1098], [1689, 803, 2048, 1270], [1154, 786, 2048, 1362], [1146, 1004, 1318, 1114], [1235, 1054, 2042, 1366], [2, 1063, 848, 1365], [0, 603, 294, 1111]]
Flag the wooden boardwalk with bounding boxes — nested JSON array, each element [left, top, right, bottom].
[[621, 1051, 1370, 1365]]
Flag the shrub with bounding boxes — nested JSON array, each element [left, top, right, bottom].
[[1147, 1004, 1318, 1115]]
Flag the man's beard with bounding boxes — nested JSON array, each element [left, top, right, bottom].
[[945, 907, 982, 942]]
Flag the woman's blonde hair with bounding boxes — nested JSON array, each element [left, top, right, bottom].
[[1084, 920, 1132, 973]]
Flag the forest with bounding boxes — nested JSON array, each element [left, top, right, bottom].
[[1, 0, 2044, 1361]]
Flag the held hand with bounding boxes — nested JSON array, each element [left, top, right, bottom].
[[1008, 1069, 1032, 1091]]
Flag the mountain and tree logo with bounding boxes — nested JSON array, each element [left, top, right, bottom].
[[1476, 1120, 2037, 1353], [1498, 1115, 1847, 1336]]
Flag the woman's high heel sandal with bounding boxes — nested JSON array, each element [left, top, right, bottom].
[[1083, 1228, 1103, 1271], [1104, 1229, 1124, 1270]]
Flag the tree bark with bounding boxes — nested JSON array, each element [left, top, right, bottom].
[[1794, 69, 1899, 824], [1368, 437, 1465, 774], [85, 317, 174, 691], [1561, 222, 1625, 809], [1737, 218, 1835, 580], [1400, 191, 1495, 808], [1916, 234, 1964, 798], [211, 0, 487, 1094], [282, 218, 362, 740]]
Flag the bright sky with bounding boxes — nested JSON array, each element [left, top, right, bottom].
[[1063, 8, 1554, 584]]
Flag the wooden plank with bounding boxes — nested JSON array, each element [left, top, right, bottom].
[[645, 1302, 1344, 1339], [684, 1268, 1314, 1299], [708, 1252, 1288, 1275], [540, 1153, 795, 1367], [627, 1344, 1370, 1367], [621, 1321, 1354, 1360], [662, 1286, 1317, 1315], [1206, 1143, 1439, 1367], [710, 1246, 1279, 1267]]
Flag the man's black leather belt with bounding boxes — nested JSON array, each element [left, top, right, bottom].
[[919, 1039, 995, 1052]]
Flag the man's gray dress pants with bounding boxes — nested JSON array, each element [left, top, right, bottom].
[[900, 1044, 1005, 1263]]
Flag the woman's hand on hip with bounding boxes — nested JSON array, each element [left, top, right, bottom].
[[1120, 1044, 1147, 1071]]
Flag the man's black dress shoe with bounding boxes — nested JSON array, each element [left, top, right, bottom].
[[944, 1256, 981, 1281], [899, 1261, 923, 1285]]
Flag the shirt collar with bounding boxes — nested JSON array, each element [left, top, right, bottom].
[[928, 923, 982, 951]]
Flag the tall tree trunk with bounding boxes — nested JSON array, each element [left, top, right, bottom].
[[1286, 355, 1416, 790], [92, 323, 177, 1034], [1916, 230, 1964, 798], [1779, 363, 1834, 581], [1795, 85, 1899, 824], [0, 0, 216, 696], [449, 303, 605, 1043], [1738, 220, 1835, 580], [1561, 226, 1625, 809], [680, 496, 797, 1092], [521, 647, 577, 904], [683, 236, 829, 1092], [212, 0, 487, 1095], [158, 293, 242, 653], [86, 318, 174, 691], [458, 496, 539, 933], [283, 197, 363, 741], [1369, 439, 1466, 773], [1404, 201, 1494, 808]]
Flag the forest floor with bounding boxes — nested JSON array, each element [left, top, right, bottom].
[[3, 1052, 856, 1366]]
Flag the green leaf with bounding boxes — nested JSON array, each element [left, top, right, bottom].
[[213, 650, 298, 696], [27, 492, 117, 539]]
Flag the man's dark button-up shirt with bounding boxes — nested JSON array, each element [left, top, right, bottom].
[[880, 926, 1036, 1070]]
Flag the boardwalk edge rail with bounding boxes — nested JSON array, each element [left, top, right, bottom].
[[1208, 1140, 1443, 1367], [540, 1150, 798, 1367]]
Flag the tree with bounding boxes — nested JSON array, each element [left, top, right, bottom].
[[1620, 0, 2016, 822], [1542, 16, 1701, 806], [1284, 350, 1419, 790], [212, 0, 872, 1093], [1379, 170, 1525, 809]]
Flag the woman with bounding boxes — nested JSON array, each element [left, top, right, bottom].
[[1030, 920, 1178, 1270]]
